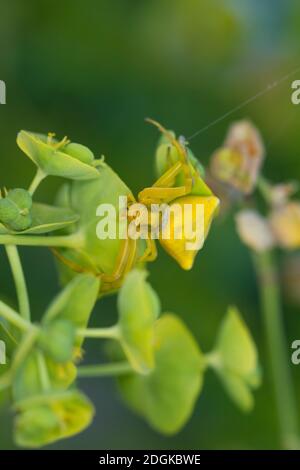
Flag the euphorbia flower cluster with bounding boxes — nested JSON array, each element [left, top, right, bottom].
[[0, 121, 260, 447]]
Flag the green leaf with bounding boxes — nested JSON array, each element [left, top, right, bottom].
[[211, 307, 261, 412], [43, 273, 100, 348], [14, 390, 94, 448], [118, 313, 205, 434], [17, 131, 99, 180], [13, 350, 41, 402], [0, 203, 79, 234], [218, 370, 254, 412], [117, 269, 160, 374], [216, 306, 258, 380]]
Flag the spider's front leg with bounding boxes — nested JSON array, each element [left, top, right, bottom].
[[101, 237, 137, 291], [138, 159, 193, 205], [101, 193, 138, 289], [138, 237, 157, 263]]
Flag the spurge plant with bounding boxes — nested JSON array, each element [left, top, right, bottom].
[[0, 121, 263, 447]]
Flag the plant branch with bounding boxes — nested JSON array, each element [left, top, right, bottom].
[[36, 351, 51, 391], [0, 232, 82, 248], [28, 168, 46, 196], [76, 325, 120, 340], [254, 250, 299, 449], [77, 361, 132, 378], [5, 245, 31, 321], [10, 325, 39, 375], [0, 300, 30, 332]]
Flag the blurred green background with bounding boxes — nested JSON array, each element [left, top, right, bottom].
[[0, 0, 300, 450]]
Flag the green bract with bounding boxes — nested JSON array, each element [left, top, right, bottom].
[[14, 390, 94, 448], [17, 131, 99, 180], [43, 273, 100, 349], [13, 349, 45, 402], [46, 358, 77, 390], [0, 188, 32, 231], [212, 307, 261, 412], [11, 344, 76, 403], [55, 161, 146, 291], [118, 314, 205, 434], [0, 203, 79, 235], [117, 269, 160, 374]]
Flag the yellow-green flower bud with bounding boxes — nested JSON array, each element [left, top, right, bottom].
[[63, 142, 94, 165], [14, 390, 94, 448], [0, 188, 32, 231], [38, 319, 75, 363]]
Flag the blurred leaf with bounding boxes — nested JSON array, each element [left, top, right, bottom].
[[43, 273, 100, 348], [12, 350, 41, 402], [216, 306, 258, 379], [118, 313, 205, 434], [118, 269, 160, 374], [218, 370, 254, 412], [212, 307, 261, 412]]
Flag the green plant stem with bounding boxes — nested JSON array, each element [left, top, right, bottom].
[[0, 326, 39, 391], [76, 325, 120, 340], [10, 326, 39, 375], [28, 168, 46, 196], [5, 245, 30, 321], [0, 231, 82, 248], [204, 351, 221, 370], [254, 250, 299, 449], [0, 300, 30, 331], [77, 361, 132, 378], [36, 351, 51, 392]]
